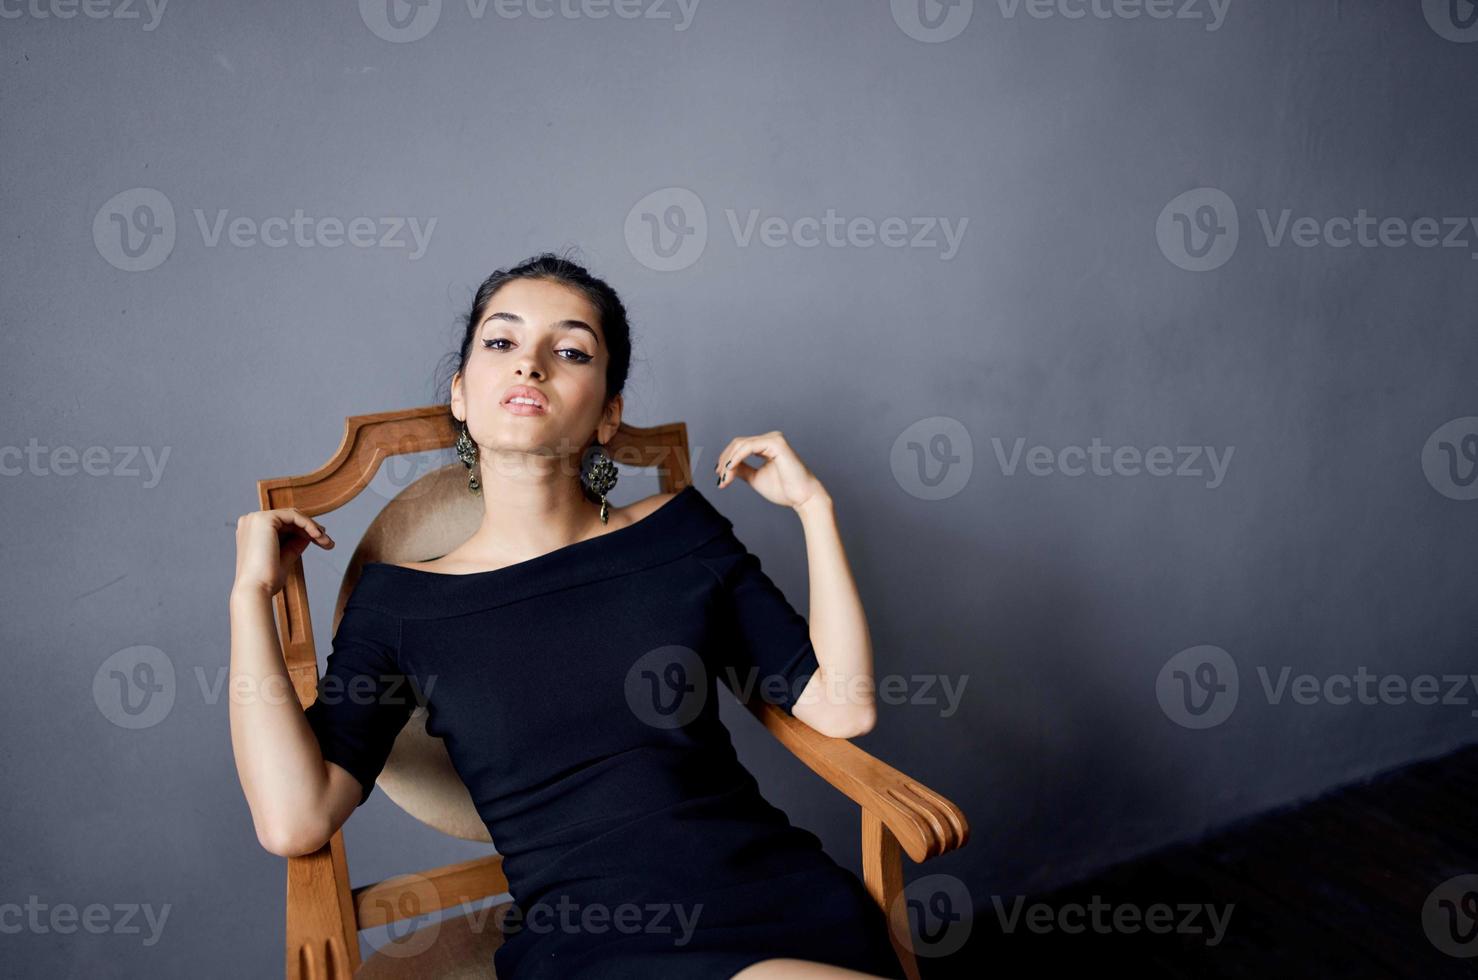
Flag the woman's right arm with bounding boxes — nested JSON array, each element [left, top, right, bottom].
[[229, 509, 362, 857]]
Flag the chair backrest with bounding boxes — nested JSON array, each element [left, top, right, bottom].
[[261, 405, 696, 841]]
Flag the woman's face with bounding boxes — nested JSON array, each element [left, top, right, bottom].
[[452, 277, 620, 471]]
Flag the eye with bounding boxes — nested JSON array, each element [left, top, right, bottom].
[[480, 337, 593, 364]]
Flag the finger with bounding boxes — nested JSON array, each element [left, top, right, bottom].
[[713, 438, 738, 482], [726, 436, 778, 470], [718, 437, 775, 486], [715, 437, 746, 482], [726, 460, 761, 487], [713, 436, 744, 474], [279, 509, 334, 547]]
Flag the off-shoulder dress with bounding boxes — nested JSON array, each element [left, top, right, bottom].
[[302, 484, 905, 979]]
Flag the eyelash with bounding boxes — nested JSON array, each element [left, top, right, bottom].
[[480, 337, 593, 363]]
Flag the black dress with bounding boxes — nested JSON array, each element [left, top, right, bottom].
[[303, 484, 906, 979]]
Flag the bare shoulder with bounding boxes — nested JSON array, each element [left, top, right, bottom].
[[621, 490, 679, 528]]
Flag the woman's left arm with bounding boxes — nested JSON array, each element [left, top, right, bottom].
[[716, 431, 877, 738]]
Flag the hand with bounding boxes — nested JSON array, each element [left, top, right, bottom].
[[233, 508, 334, 599], [714, 430, 827, 510]]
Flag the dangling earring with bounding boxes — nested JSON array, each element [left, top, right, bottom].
[[455, 421, 481, 496], [582, 442, 619, 523]]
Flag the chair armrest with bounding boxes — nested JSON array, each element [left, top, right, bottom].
[[742, 699, 970, 863]]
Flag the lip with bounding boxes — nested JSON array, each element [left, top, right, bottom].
[[501, 385, 549, 415]]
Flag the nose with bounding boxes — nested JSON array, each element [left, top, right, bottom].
[[513, 352, 545, 380]]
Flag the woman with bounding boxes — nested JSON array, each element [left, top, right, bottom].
[[229, 253, 905, 979]]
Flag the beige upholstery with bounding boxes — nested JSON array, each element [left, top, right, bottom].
[[332, 462, 492, 843], [356, 901, 516, 979]]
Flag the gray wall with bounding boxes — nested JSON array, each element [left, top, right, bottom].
[[2, 0, 1474, 975]]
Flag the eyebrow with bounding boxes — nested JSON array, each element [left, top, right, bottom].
[[481, 311, 600, 346]]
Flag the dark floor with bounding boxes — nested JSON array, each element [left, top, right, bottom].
[[921, 743, 1478, 979]]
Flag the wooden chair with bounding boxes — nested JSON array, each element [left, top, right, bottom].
[[260, 405, 971, 979]]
